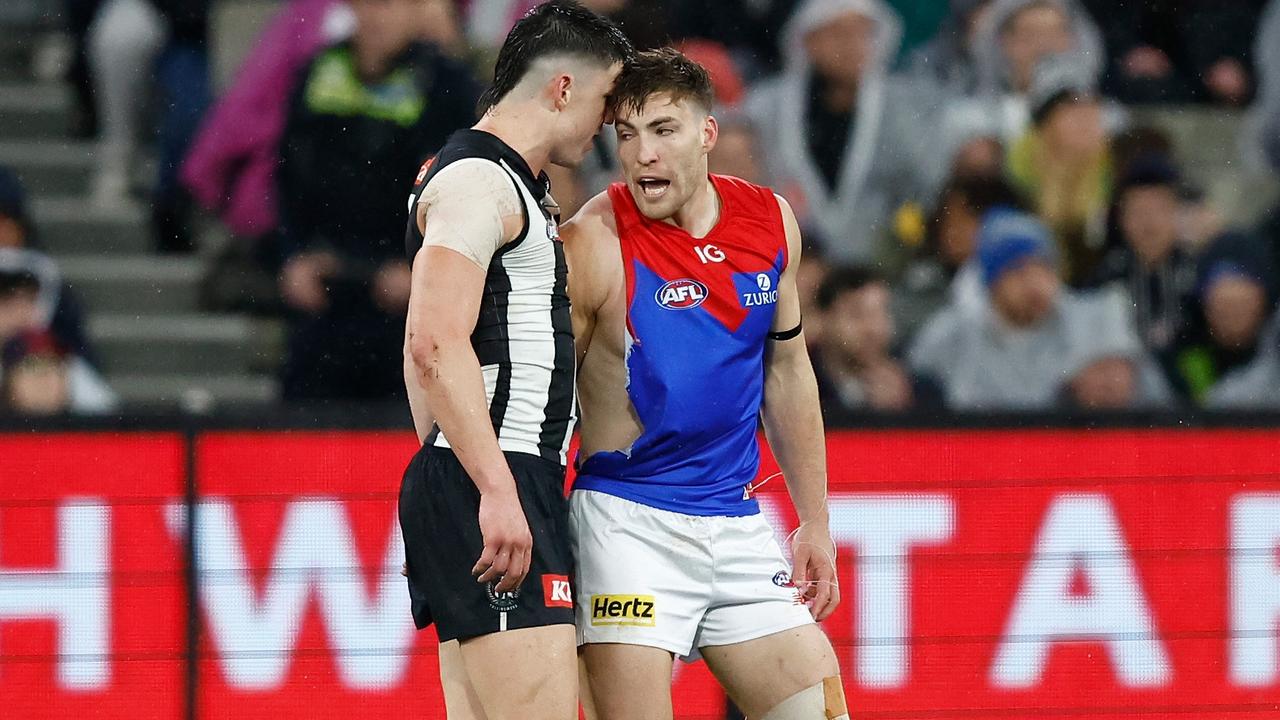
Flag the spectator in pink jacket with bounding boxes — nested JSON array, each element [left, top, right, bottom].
[[181, 0, 354, 241]]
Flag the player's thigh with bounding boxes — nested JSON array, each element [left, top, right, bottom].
[[458, 624, 578, 720], [439, 639, 488, 720], [580, 643, 674, 720], [701, 624, 840, 719]]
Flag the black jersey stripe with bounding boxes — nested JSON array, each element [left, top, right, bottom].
[[484, 255, 514, 438], [539, 237, 576, 464]]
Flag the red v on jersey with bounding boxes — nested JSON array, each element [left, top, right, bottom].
[[610, 175, 788, 335]]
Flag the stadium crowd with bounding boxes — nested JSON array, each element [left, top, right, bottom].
[[4, 0, 1280, 415]]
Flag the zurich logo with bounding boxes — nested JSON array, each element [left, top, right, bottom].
[[655, 278, 708, 310]]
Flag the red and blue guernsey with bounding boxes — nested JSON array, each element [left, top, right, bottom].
[[574, 174, 789, 517]]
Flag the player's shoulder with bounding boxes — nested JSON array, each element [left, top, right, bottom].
[[561, 190, 619, 245]]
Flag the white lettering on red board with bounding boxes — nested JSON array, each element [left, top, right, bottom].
[[827, 495, 955, 688], [1230, 493, 1280, 687], [990, 494, 1171, 688], [0, 501, 110, 689], [166, 499, 413, 690], [9, 492, 1280, 695]]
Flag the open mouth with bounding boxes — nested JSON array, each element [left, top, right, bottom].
[[636, 177, 671, 199]]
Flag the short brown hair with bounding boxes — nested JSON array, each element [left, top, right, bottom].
[[610, 48, 714, 118]]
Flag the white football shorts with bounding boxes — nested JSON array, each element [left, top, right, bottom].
[[569, 489, 814, 661]]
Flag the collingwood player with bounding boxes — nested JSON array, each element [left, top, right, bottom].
[[397, 3, 630, 719]]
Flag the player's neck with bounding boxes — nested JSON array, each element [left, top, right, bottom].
[[473, 109, 552, 177], [665, 176, 720, 238]]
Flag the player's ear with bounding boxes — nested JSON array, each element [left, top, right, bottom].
[[550, 73, 573, 111], [702, 114, 719, 155]]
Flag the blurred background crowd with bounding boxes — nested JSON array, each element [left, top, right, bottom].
[[0, 0, 1279, 417]]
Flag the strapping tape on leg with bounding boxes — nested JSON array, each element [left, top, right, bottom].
[[759, 676, 848, 720]]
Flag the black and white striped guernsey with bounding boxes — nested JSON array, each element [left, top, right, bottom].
[[405, 129, 576, 466]]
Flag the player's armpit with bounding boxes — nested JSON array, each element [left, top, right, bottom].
[[419, 159, 525, 270], [561, 191, 618, 366]]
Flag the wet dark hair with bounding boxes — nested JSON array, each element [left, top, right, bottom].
[[816, 266, 885, 310], [478, 0, 633, 113], [609, 47, 715, 119]]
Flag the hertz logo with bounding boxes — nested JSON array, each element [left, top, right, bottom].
[[590, 594, 656, 626]]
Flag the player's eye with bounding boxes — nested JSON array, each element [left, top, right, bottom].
[[656, 127, 674, 136]]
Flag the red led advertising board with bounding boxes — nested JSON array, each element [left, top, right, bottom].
[[0, 434, 187, 720], [2, 429, 1279, 719]]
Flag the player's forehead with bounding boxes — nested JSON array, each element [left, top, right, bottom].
[[615, 92, 701, 127], [574, 58, 624, 92]]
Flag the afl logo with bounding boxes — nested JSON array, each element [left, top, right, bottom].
[[655, 279, 708, 310]]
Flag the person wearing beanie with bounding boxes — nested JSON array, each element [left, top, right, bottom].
[[908, 208, 1172, 409], [1006, 53, 1114, 286], [1172, 232, 1280, 407]]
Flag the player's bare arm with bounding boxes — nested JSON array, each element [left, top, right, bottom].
[[562, 191, 617, 368], [761, 194, 840, 622], [561, 191, 644, 458], [406, 160, 530, 593]]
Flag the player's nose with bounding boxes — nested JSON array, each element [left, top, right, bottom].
[[637, 138, 660, 165]]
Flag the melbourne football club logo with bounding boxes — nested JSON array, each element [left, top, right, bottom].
[[655, 278, 708, 310], [773, 570, 795, 588], [486, 582, 521, 611]]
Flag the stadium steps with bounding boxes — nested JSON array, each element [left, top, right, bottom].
[[30, 195, 151, 254], [88, 312, 284, 376], [106, 372, 279, 408], [0, 138, 96, 195], [0, 81, 71, 139], [59, 254, 202, 315]]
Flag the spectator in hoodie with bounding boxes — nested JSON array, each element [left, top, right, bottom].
[[1082, 0, 1265, 106], [0, 168, 97, 366], [812, 266, 943, 419], [941, 0, 1108, 161], [1173, 233, 1280, 408], [1087, 156, 1201, 380], [907, 0, 995, 95], [746, 0, 940, 265], [275, 0, 481, 401], [909, 208, 1170, 410], [1006, 54, 1114, 286]]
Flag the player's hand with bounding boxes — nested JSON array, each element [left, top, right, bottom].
[[473, 485, 532, 593], [792, 519, 840, 621]]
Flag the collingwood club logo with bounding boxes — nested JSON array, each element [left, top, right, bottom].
[[487, 582, 520, 611]]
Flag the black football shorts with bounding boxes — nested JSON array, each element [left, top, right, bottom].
[[398, 445, 575, 642]]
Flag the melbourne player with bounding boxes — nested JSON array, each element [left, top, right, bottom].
[[398, 3, 630, 719], [562, 49, 847, 720]]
